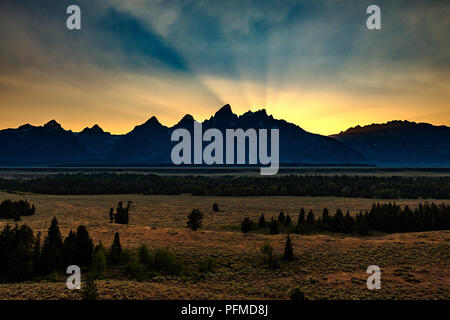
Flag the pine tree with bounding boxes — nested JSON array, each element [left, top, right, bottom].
[[298, 208, 306, 226], [63, 230, 77, 266], [278, 212, 285, 225], [282, 234, 294, 261], [212, 203, 219, 212], [307, 210, 315, 225], [269, 218, 279, 235], [40, 217, 64, 273], [332, 209, 344, 232], [258, 214, 266, 228], [32, 231, 41, 274], [187, 209, 203, 231], [343, 211, 354, 233], [355, 213, 370, 236], [109, 208, 114, 223], [321, 208, 330, 229], [75, 225, 94, 267], [109, 232, 122, 265], [284, 214, 292, 226]]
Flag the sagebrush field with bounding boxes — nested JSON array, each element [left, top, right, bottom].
[[0, 192, 449, 300]]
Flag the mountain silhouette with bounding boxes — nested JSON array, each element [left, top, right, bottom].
[[332, 120, 450, 165], [0, 120, 88, 164], [77, 124, 118, 159], [0, 106, 449, 166]]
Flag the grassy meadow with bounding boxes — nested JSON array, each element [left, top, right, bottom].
[[0, 192, 449, 300]]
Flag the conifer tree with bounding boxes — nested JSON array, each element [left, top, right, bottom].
[[343, 211, 354, 233], [321, 208, 330, 229], [32, 231, 41, 274], [285, 214, 292, 226], [307, 210, 315, 225], [109, 232, 122, 265], [258, 214, 266, 228], [63, 230, 77, 266], [298, 208, 306, 226], [74, 225, 94, 267], [283, 234, 294, 261], [40, 217, 64, 273], [278, 211, 285, 225], [187, 209, 203, 231], [355, 212, 370, 236]]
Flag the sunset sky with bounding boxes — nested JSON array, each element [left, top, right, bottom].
[[0, 0, 449, 135]]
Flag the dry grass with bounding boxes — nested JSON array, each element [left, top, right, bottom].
[[0, 192, 449, 300]]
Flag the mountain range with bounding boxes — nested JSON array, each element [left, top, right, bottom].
[[1, 104, 449, 166]]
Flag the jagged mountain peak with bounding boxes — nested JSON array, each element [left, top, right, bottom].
[[143, 116, 162, 127], [81, 124, 107, 135], [214, 104, 234, 116], [175, 114, 195, 126], [43, 120, 63, 132]]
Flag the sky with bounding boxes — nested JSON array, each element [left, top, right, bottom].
[[0, 0, 449, 135]]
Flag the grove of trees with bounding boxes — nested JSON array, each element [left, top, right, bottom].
[[240, 202, 450, 236], [109, 201, 132, 224], [0, 199, 35, 220]]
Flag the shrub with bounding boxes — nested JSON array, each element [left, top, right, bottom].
[[269, 219, 279, 235], [289, 287, 307, 300], [152, 248, 184, 275], [260, 243, 278, 269], [212, 203, 219, 212], [241, 217, 253, 233], [81, 277, 99, 300], [91, 246, 107, 278], [197, 257, 215, 274], [125, 254, 144, 279], [138, 244, 152, 265]]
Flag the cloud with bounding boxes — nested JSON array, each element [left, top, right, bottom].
[[0, 0, 448, 134]]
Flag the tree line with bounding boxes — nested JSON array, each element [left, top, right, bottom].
[[241, 202, 450, 236], [0, 218, 210, 283], [1, 173, 450, 199], [0, 199, 35, 220]]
